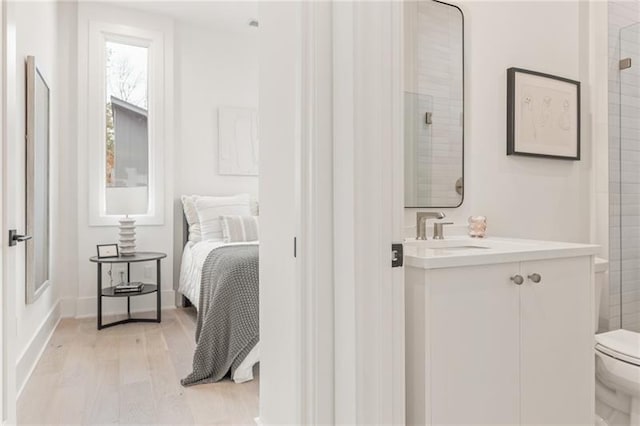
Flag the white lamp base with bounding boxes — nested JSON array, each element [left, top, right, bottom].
[[119, 216, 136, 256]]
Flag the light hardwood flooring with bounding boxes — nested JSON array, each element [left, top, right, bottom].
[[17, 308, 259, 425]]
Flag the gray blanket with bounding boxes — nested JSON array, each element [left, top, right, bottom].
[[181, 245, 259, 386]]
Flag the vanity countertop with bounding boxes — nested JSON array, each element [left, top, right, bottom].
[[404, 236, 599, 269]]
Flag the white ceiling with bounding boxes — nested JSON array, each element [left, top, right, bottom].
[[118, 1, 259, 33]]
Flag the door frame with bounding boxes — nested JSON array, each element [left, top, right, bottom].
[[298, 1, 405, 424], [331, 2, 405, 424], [298, 2, 335, 424], [269, 2, 405, 424], [0, 1, 4, 421]]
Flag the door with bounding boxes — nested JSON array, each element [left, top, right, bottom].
[[1, 1, 18, 422], [428, 263, 521, 425], [520, 256, 594, 424], [0, 2, 4, 420]]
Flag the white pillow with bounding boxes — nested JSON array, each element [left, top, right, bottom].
[[220, 215, 259, 243], [196, 194, 251, 241], [181, 195, 202, 242]]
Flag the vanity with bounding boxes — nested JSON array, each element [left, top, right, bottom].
[[402, 1, 598, 423], [405, 236, 598, 425]]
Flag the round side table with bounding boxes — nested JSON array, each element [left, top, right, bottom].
[[89, 251, 167, 330]]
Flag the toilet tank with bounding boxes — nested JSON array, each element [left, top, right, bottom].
[[595, 258, 609, 333]]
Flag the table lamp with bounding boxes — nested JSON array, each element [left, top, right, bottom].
[[106, 186, 148, 256]]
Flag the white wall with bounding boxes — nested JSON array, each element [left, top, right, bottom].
[[172, 22, 258, 286], [72, 3, 175, 318], [588, 0, 609, 332], [405, 1, 593, 244], [56, 0, 79, 329], [54, 2, 260, 315]]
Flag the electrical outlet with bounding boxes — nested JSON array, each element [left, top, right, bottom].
[[117, 266, 127, 284], [144, 265, 153, 279]]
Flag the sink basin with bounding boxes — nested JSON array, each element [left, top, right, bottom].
[[435, 245, 490, 251], [403, 238, 492, 258], [404, 238, 490, 250]]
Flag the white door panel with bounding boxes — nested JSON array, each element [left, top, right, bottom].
[[2, 2, 18, 422]]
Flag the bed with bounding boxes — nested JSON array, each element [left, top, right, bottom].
[[178, 194, 260, 385]]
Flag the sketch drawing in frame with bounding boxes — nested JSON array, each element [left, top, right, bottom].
[[507, 67, 580, 160]]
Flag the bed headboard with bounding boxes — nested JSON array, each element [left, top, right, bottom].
[[183, 212, 189, 247], [180, 211, 193, 307], [181, 195, 258, 247]]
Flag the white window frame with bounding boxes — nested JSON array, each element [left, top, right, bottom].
[[87, 22, 165, 226]]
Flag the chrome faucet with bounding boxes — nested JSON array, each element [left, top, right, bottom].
[[416, 211, 446, 240]]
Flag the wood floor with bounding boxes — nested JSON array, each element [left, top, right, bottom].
[[17, 308, 259, 425]]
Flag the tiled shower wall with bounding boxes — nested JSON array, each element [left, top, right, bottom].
[[609, 0, 640, 332]]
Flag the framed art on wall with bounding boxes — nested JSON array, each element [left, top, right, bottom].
[[507, 67, 580, 160], [218, 107, 259, 176]]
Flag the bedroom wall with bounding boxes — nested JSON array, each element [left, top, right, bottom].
[[70, 3, 176, 318], [172, 22, 259, 287], [51, 2, 259, 317], [404, 0, 594, 244]]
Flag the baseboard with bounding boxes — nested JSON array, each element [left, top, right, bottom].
[[16, 300, 61, 398], [70, 289, 177, 318]]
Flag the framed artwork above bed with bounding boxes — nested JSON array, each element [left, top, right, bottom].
[[218, 107, 259, 176]]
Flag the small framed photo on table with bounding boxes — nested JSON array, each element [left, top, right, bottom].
[[97, 244, 119, 259], [507, 67, 580, 160]]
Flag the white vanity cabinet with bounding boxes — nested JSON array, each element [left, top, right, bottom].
[[406, 247, 595, 425]]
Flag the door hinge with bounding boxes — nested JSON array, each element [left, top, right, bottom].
[[392, 243, 403, 267], [294, 237, 297, 258]]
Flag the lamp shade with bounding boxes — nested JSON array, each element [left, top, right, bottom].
[[105, 186, 148, 215]]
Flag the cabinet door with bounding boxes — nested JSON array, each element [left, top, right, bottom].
[[429, 263, 520, 425], [520, 256, 593, 424]]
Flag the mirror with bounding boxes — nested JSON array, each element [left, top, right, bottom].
[[26, 56, 50, 303], [404, 0, 464, 208]]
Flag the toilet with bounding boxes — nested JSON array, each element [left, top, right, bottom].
[[594, 259, 640, 426]]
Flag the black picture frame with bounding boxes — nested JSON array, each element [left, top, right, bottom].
[[97, 244, 119, 259], [507, 67, 580, 160]]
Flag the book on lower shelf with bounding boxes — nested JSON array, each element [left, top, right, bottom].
[[113, 282, 144, 293]]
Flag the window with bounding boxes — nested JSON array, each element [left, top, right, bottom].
[[105, 41, 149, 215], [84, 20, 169, 226]]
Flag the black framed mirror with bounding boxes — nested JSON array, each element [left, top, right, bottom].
[[404, 0, 464, 208]]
